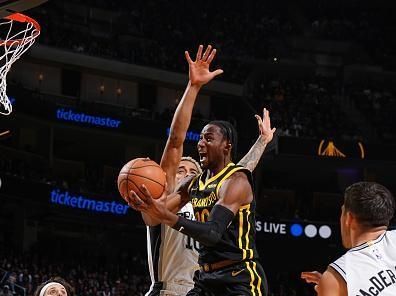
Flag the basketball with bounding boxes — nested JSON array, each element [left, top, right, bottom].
[[117, 158, 166, 201]]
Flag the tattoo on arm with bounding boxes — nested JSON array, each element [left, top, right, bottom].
[[237, 136, 267, 172]]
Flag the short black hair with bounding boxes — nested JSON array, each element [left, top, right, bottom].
[[209, 120, 238, 160], [344, 182, 395, 227], [34, 277, 74, 296]]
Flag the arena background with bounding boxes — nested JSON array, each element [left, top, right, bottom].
[[0, 0, 395, 295]]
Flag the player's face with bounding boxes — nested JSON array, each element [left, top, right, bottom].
[[197, 124, 228, 170], [44, 284, 67, 296], [340, 205, 352, 248], [176, 160, 199, 184]]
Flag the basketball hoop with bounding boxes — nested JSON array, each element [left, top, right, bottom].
[[0, 13, 40, 115]]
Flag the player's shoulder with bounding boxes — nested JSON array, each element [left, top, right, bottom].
[[388, 229, 396, 239], [318, 267, 347, 296], [226, 164, 251, 180], [329, 254, 347, 282]]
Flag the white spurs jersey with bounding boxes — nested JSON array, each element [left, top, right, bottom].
[[330, 230, 396, 296], [146, 202, 199, 295]]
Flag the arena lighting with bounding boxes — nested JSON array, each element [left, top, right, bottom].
[[0, 130, 10, 138]]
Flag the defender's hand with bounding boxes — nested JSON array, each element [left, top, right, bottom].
[[185, 44, 223, 87], [255, 107, 276, 145], [301, 271, 322, 293]]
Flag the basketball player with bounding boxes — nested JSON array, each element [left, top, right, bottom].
[[301, 182, 396, 296], [34, 277, 74, 296], [141, 45, 275, 296], [129, 117, 274, 295]]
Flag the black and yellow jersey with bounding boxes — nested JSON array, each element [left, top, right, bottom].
[[187, 162, 258, 265]]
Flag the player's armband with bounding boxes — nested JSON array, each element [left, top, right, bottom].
[[172, 204, 234, 247]]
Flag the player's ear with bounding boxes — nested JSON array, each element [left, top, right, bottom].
[[345, 211, 354, 228], [224, 142, 232, 155]]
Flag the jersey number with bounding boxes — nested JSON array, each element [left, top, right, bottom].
[[195, 208, 210, 222], [185, 235, 200, 251]]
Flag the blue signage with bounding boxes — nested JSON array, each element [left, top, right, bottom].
[[50, 189, 129, 215], [166, 128, 200, 142], [56, 108, 121, 128], [255, 220, 333, 239], [8, 96, 16, 105]]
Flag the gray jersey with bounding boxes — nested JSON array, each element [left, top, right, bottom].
[[330, 230, 396, 296], [146, 203, 199, 296]]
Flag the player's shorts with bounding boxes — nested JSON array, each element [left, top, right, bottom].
[[146, 281, 194, 296], [186, 260, 268, 296]]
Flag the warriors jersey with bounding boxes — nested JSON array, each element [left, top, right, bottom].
[[187, 163, 258, 265], [146, 203, 199, 295], [330, 230, 396, 296]]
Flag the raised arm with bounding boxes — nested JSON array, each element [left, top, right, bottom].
[[140, 45, 223, 226], [161, 44, 223, 193], [237, 107, 276, 172]]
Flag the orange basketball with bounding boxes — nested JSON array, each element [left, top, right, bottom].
[[117, 158, 166, 201]]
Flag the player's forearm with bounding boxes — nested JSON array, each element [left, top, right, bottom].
[[171, 205, 235, 247], [237, 135, 268, 172], [168, 81, 201, 147]]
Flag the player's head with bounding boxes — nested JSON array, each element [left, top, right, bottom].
[[176, 156, 202, 183], [197, 120, 237, 170], [340, 182, 395, 248], [34, 277, 73, 296]]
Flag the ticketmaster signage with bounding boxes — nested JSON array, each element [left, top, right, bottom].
[[255, 220, 333, 239], [50, 189, 128, 215], [56, 108, 122, 128], [166, 128, 200, 142]]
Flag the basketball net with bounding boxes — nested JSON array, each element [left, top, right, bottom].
[[0, 13, 40, 115]]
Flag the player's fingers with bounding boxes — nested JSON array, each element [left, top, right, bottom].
[[206, 48, 217, 63], [212, 69, 224, 77], [127, 191, 147, 210], [140, 184, 153, 205], [255, 114, 262, 123], [196, 44, 203, 61], [185, 51, 193, 64], [301, 271, 321, 284], [202, 45, 212, 62]]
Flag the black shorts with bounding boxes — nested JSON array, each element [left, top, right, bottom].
[[146, 282, 162, 296], [187, 260, 268, 296]]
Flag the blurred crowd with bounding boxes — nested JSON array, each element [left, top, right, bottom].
[[30, 0, 297, 83], [347, 86, 396, 144], [0, 250, 149, 296], [247, 76, 362, 141], [0, 250, 313, 296]]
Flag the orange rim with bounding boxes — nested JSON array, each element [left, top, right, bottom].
[[0, 13, 40, 46]]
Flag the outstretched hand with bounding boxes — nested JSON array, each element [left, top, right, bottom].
[[301, 271, 322, 293], [255, 107, 276, 145], [185, 44, 224, 87]]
